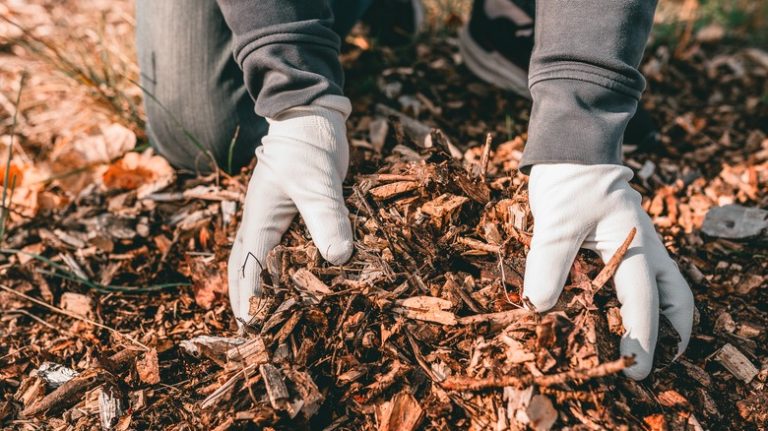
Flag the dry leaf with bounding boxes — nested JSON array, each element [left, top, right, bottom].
[[59, 292, 93, 319], [136, 349, 160, 385], [644, 413, 668, 431], [102, 150, 174, 194], [526, 394, 557, 431]]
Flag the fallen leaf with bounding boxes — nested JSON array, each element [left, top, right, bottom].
[[59, 292, 93, 319], [526, 394, 557, 431], [136, 349, 160, 385], [102, 150, 173, 195], [644, 413, 668, 431]]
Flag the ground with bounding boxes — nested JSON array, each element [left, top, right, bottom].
[[0, 1, 767, 430]]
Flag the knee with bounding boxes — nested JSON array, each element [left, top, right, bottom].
[[143, 92, 265, 173]]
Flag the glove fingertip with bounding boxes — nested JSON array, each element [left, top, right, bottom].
[[620, 338, 655, 380], [323, 239, 354, 265], [622, 359, 653, 381], [522, 283, 559, 312]]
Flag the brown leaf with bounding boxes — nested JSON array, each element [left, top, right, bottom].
[[136, 349, 160, 385], [59, 292, 93, 319], [102, 151, 172, 192], [644, 414, 668, 431], [526, 394, 557, 431], [376, 391, 424, 431]]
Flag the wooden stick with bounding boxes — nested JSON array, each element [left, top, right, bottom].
[[22, 349, 141, 417], [591, 228, 636, 291], [0, 284, 150, 351], [479, 133, 493, 179], [441, 356, 634, 391]]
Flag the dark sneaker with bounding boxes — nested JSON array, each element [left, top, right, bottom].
[[459, 0, 660, 149], [362, 0, 425, 46], [459, 0, 534, 97]]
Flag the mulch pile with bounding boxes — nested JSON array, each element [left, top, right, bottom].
[[1, 3, 768, 430]]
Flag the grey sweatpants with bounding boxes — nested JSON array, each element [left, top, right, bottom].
[[135, 0, 367, 173], [136, 0, 656, 173]]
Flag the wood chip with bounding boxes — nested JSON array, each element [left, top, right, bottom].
[[376, 391, 424, 431], [226, 336, 269, 366], [713, 343, 758, 383], [259, 364, 289, 411], [421, 193, 469, 218], [291, 268, 332, 300], [701, 204, 768, 239], [369, 181, 420, 200]]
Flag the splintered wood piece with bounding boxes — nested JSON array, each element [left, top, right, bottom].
[[421, 193, 469, 218], [369, 181, 420, 200], [396, 296, 453, 311], [456, 237, 501, 254], [291, 268, 332, 298], [454, 173, 491, 204], [508, 203, 528, 232], [179, 336, 246, 366], [16, 377, 46, 410], [441, 356, 634, 391], [200, 364, 258, 410], [457, 309, 533, 327], [393, 307, 457, 326], [226, 336, 269, 366], [22, 368, 112, 417], [21, 349, 140, 417], [592, 227, 637, 291], [713, 343, 758, 383], [98, 383, 125, 431], [259, 364, 290, 410], [376, 391, 425, 431], [479, 133, 493, 179], [284, 369, 324, 418]]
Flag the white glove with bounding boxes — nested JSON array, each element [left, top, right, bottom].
[[523, 163, 694, 380], [228, 95, 354, 324]]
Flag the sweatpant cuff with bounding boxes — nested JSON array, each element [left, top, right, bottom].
[[519, 77, 639, 173]]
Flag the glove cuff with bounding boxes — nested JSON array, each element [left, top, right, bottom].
[[269, 95, 351, 123]]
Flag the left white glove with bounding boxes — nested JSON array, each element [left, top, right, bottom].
[[228, 95, 354, 325], [523, 163, 694, 380]]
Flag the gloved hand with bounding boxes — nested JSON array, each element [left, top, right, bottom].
[[523, 163, 694, 380], [228, 96, 354, 325]]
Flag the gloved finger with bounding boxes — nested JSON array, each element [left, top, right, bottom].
[[290, 180, 354, 265], [611, 249, 660, 380], [523, 228, 585, 311], [656, 256, 694, 357], [228, 173, 297, 325]]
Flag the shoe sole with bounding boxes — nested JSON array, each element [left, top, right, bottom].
[[458, 26, 531, 99]]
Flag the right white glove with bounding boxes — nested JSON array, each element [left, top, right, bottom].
[[523, 163, 694, 380], [228, 95, 354, 325]]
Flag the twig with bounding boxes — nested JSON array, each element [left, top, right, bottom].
[[479, 132, 493, 180], [22, 349, 141, 417], [3, 248, 186, 293], [0, 73, 25, 245], [441, 356, 635, 391], [591, 227, 637, 292], [3, 309, 61, 332], [0, 284, 150, 351]]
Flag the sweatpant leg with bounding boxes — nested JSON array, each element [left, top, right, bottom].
[[135, 1, 372, 173], [519, 0, 657, 171], [135, 0, 267, 174]]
